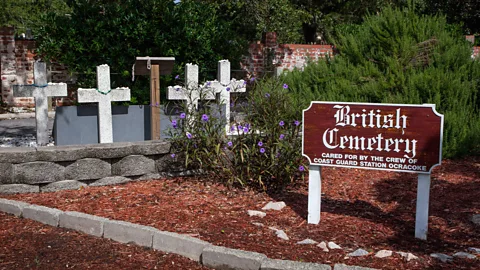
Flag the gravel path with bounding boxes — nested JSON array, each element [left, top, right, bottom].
[[0, 117, 55, 147]]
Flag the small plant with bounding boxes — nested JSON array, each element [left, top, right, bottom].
[[166, 77, 307, 191]]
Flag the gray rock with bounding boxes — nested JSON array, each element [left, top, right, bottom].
[[153, 230, 211, 262], [261, 258, 331, 270], [317, 241, 329, 252], [397, 252, 418, 262], [430, 253, 453, 263], [296, 239, 318, 245], [112, 155, 155, 176], [0, 163, 13, 184], [269, 227, 289, 240], [0, 198, 30, 216], [0, 184, 40, 194], [134, 173, 162, 181], [468, 247, 480, 254], [59, 211, 109, 237], [86, 142, 135, 159], [347, 249, 369, 257], [155, 154, 184, 172], [0, 147, 38, 163], [22, 204, 63, 227], [41, 180, 87, 192], [131, 141, 170, 155], [103, 219, 156, 248], [64, 158, 111, 180], [202, 245, 267, 270], [453, 252, 476, 259], [89, 176, 131, 187], [333, 264, 379, 270], [36, 145, 88, 162], [328, 241, 342, 250], [14, 161, 64, 184], [374, 250, 392, 258], [262, 201, 286, 211], [471, 214, 480, 225], [248, 210, 266, 218]]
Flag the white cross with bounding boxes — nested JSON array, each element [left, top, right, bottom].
[[13, 62, 67, 146], [206, 60, 246, 134], [167, 60, 245, 134], [77, 64, 131, 143]]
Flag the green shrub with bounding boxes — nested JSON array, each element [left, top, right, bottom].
[[283, 6, 480, 158], [166, 78, 306, 191]]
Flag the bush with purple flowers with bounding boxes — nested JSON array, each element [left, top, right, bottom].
[[166, 76, 306, 191]]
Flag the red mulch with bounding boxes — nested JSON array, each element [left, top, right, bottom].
[[2, 157, 480, 270], [0, 212, 211, 270]]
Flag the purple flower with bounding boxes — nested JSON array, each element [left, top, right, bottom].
[[299, 165, 305, 172], [283, 83, 288, 89], [279, 121, 285, 126], [226, 87, 231, 92], [180, 112, 186, 119], [186, 132, 192, 139], [230, 102, 234, 108], [206, 81, 211, 86], [238, 125, 243, 130], [243, 81, 247, 85], [265, 93, 270, 98], [175, 86, 180, 91], [155, 102, 159, 106], [202, 114, 209, 122], [258, 141, 263, 147], [279, 134, 285, 140], [227, 141, 233, 147], [230, 125, 236, 132], [250, 77, 255, 82], [276, 152, 281, 158], [243, 126, 249, 133], [171, 120, 177, 128], [175, 75, 180, 79], [260, 148, 266, 154], [294, 120, 300, 126], [171, 153, 176, 158]]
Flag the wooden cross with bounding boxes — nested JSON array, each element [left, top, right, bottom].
[[13, 62, 67, 145], [133, 56, 175, 140], [77, 64, 131, 143]]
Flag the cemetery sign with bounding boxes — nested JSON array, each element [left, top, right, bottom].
[[303, 102, 443, 173]]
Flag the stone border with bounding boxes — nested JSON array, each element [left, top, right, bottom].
[[0, 140, 195, 194], [0, 198, 377, 270]]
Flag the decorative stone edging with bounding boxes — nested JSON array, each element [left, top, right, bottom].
[[0, 198, 378, 270], [0, 141, 196, 194]]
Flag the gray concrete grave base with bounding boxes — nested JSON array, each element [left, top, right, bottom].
[[0, 198, 379, 270]]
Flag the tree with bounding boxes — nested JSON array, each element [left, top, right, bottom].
[[0, 0, 70, 34], [283, 5, 480, 157], [36, 0, 246, 104], [422, 0, 480, 34]]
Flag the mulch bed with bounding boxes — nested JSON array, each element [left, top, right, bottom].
[[1, 157, 479, 270], [0, 212, 211, 269]]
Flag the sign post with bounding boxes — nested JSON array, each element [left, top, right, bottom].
[[133, 56, 175, 140], [302, 102, 443, 239]]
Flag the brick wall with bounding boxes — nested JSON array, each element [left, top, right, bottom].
[[241, 32, 335, 77], [0, 26, 75, 108], [0, 27, 36, 107]]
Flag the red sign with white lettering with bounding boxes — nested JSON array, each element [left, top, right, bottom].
[[302, 102, 443, 173]]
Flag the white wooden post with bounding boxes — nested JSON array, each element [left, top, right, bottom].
[[415, 173, 431, 240], [308, 165, 322, 224], [13, 62, 67, 145], [77, 64, 131, 143]]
